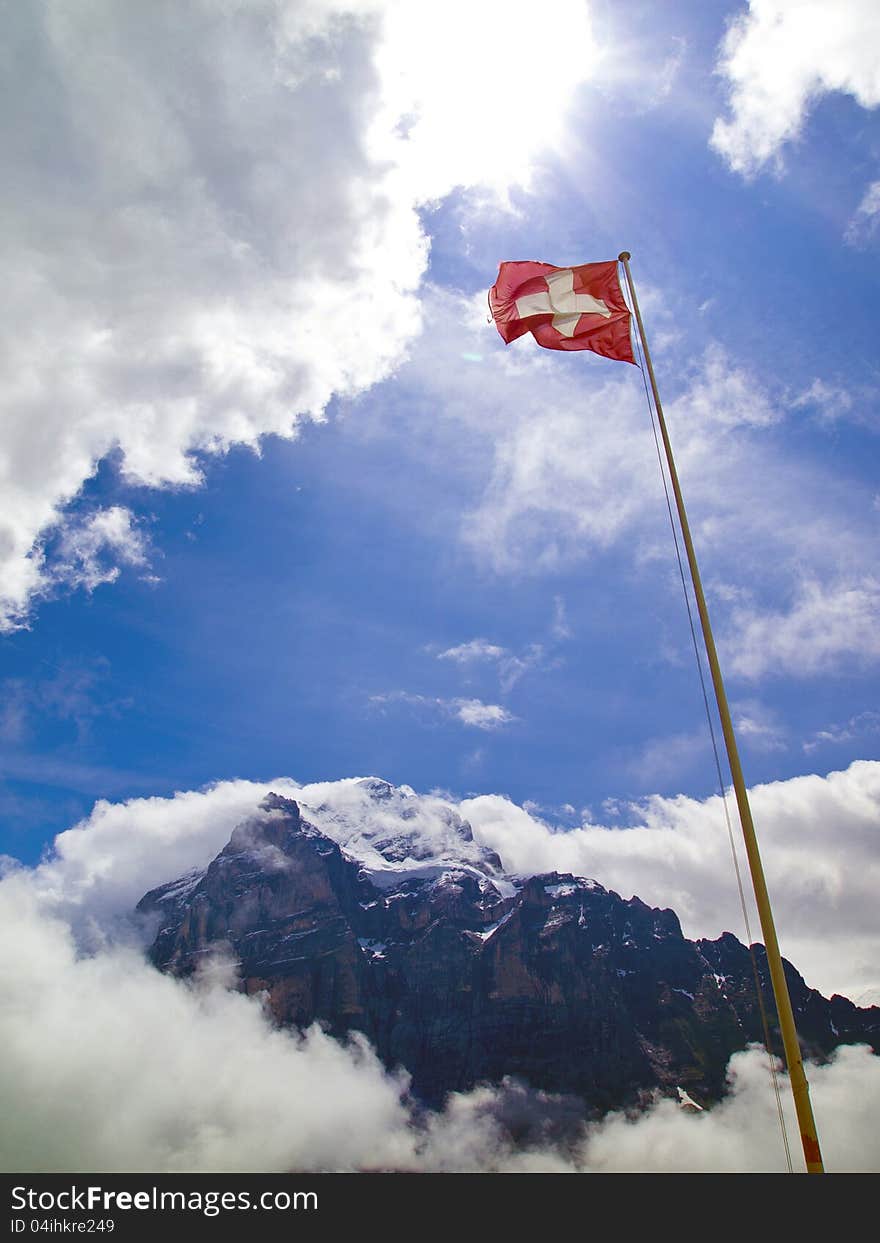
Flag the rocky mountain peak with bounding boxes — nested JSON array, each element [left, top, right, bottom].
[[292, 775, 505, 887], [137, 792, 879, 1113]]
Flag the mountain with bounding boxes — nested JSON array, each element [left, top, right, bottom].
[[137, 783, 879, 1112]]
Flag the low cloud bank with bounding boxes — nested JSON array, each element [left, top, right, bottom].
[[21, 761, 880, 1000], [2, 868, 877, 1172], [2, 762, 878, 1172], [464, 760, 880, 1006]]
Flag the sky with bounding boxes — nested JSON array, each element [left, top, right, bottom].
[[1, 0, 879, 1172]]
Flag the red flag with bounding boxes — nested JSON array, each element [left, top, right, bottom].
[[489, 260, 635, 364]]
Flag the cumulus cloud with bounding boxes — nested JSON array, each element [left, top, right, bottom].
[[4, 858, 878, 1172], [464, 760, 880, 1004], [0, 0, 600, 630], [711, 0, 880, 176], [0, 873, 415, 1173], [19, 760, 880, 1009], [577, 1043, 879, 1172], [1, 769, 878, 1171]]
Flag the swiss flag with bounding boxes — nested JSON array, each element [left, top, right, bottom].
[[489, 260, 635, 363]]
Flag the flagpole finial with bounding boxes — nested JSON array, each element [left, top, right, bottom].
[[618, 251, 631, 261]]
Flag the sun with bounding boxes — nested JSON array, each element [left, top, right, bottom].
[[366, 0, 601, 201]]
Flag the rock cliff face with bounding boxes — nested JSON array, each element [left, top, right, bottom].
[[138, 789, 878, 1111]]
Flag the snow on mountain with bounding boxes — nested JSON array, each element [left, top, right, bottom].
[[290, 776, 520, 895]]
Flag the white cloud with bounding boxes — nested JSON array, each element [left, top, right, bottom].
[[577, 1043, 879, 1172], [1, 769, 878, 1171], [461, 356, 658, 573], [0, 872, 416, 1173], [436, 639, 507, 665], [671, 344, 779, 432], [370, 691, 515, 731], [846, 179, 880, 245], [792, 378, 855, 423], [19, 760, 880, 1009], [407, 299, 787, 572], [4, 854, 879, 1171], [435, 637, 556, 694], [0, 0, 600, 630], [30, 778, 300, 936], [731, 699, 787, 751], [711, 0, 880, 176], [385, 292, 879, 679], [49, 506, 152, 593], [803, 709, 880, 753], [551, 595, 572, 641], [453, 698, 515, 730], [586, 27, 688, 117], [790, 378, 880, 432], [725, 577, 880, 679], [463, 759, 880, 1003]]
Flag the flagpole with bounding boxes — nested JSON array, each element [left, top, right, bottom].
[[617, 252, 824, 1175]]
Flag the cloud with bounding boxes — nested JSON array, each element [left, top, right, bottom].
[[791, 379, 855, 423], [463, 759, 880, 1004], [803, 710, 880, 753], [435, 637, 557, 694], [711, 0, 880, 176], [435, 639, 507, 665], [0, 872, 415, 1173], [731, 699, 786, 752], [846, 179, 880, 245], [1, 772, 878, 1171], [434, 597, 571, 695], [551, 595, 572, 641], [17, 759, 880, 1009], [791, 378, 879, 431], [458, 354, 658, 574], [454, 699, 515, 730], [0, 0, 600, 630], [588, 29, 688, 117], [724, 577, 880, 679], [4, 857, 878, 1171], [370, 691, 515, 731], [385, 293, 879, 680], [48, 506, 152, 593], [577, 1043, 879, 1172]]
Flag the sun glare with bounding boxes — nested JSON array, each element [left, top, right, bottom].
[[368, 0, 600, 201]]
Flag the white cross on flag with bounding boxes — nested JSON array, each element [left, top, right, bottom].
[[489, 260, 634, 363]]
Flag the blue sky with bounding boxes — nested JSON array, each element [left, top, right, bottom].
[[2, 0, 879, 870]]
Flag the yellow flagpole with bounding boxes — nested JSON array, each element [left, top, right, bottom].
[[617, 251, 824, 1174]]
